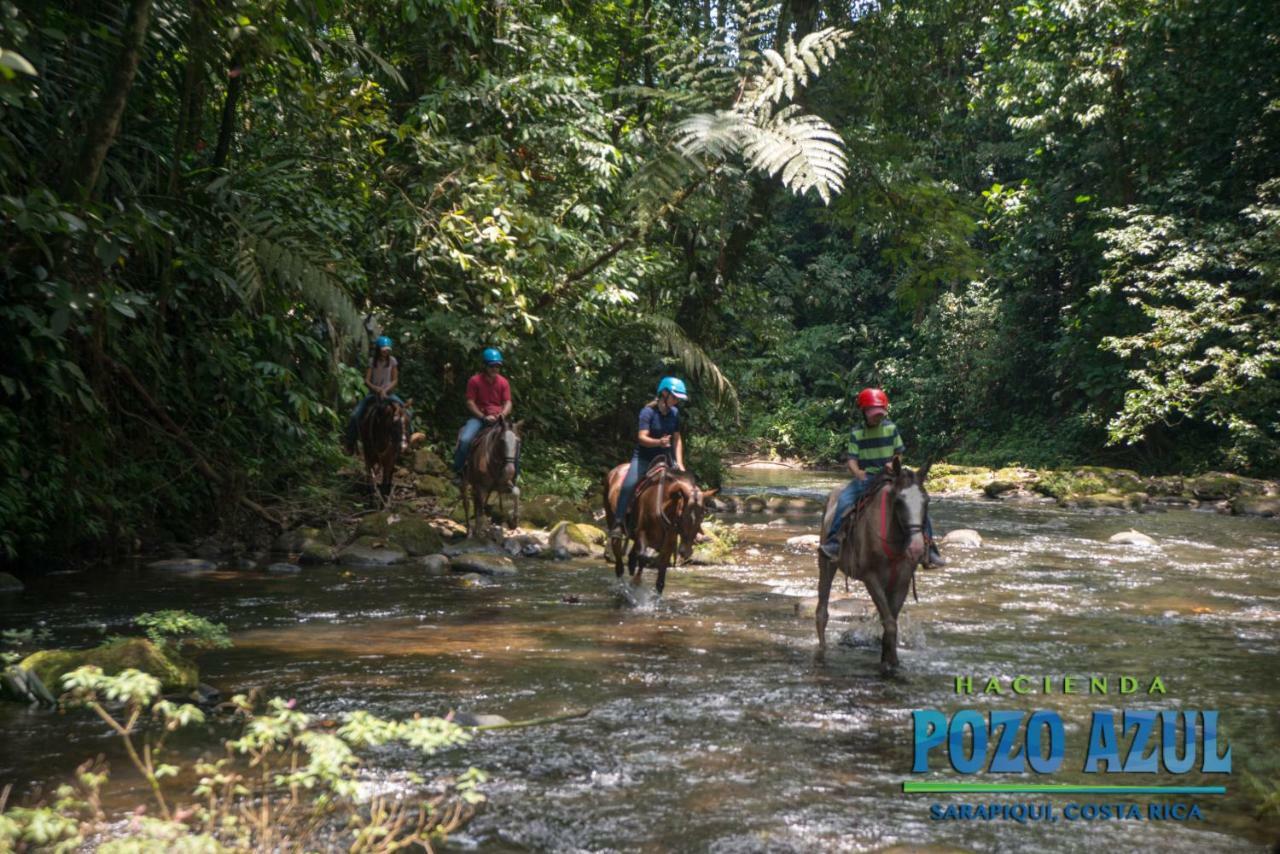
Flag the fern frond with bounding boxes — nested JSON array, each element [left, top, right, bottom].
[[674, 110, 746, 158], [237, 232, 365, 349], [740, 106, 846, 204], [741, 28, 851, 114], [642, 315, 740, 419]]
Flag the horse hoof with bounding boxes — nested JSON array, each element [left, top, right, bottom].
[[879, 662, 898, 677]]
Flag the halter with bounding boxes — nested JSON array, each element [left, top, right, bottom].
[[880, 484, 923, 594]]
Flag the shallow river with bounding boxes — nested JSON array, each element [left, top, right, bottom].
[[2, 469, 1279, 852]]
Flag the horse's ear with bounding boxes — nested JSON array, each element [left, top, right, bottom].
[[890, 455, 901, 476], [702, 488, 718, 499], [513, 420, 525, 436], [918, 460, 932, 485]]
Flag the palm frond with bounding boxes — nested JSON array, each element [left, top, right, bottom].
[[643, 315, 740, 419]]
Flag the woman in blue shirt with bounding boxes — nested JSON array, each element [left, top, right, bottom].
[[609, 376, 688, 542]]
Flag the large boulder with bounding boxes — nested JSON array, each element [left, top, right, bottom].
[[338, 536, 408, 567], [521, 495, 591, 527], [1231, 496, 1280, 518], [548, 522, 592, 557], [1189, 472, 1268, 501], [412, 448, 450, 476], [692, 520, 736, 565], [983, 481, 1017, 499], [414, 475, 456, 498], [450, 553, 518, 577], [0, 572, 23, 593], [413, 555, 452, 575], [20, 638, 198, 694], [357, 512, 444, 556], [266, 562, 302, 574], [273, 527, 337, 563]]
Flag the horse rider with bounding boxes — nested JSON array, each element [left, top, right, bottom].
[[821, 387, 946, 566], [344, 335, 411, 454], [453, 347, 513, 478], [609, 376, 688, 544]]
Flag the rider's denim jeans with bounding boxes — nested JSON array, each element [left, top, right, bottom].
[[453, 417, 485, 473]]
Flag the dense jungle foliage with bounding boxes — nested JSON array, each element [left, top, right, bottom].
[[1, 0, 1277, 565]]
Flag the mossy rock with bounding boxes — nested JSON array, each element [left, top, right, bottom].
[[338, 536, 408, 567], [1070, 491, 1131, 512], [741, 496, 767, 513], [983, 480, 1018, 499], [522, 494, 590, 527], [1188, 472, 1267, 501], [414, 475, 456, 498], [1231, 496, 1280, 518], [20, 638, 198, 693], [557, 522, 605, 546], [0, 572, 23, 593], [412, 448, 450, 476], [354, 512, 443, 554], [299, 539, 336, 564], [1144, 476, 1186, 497]]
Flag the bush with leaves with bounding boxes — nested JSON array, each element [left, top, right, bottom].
[[0, 667, 485, 853]]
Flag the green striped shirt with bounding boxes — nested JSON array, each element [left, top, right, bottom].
[[848, 419, 905, 473]]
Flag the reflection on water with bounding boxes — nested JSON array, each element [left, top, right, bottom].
[[2, 471, 1278, 852]]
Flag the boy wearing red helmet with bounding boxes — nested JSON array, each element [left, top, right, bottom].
[[821, 388, 946, 566]]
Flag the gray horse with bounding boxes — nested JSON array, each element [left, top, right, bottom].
[[459, 418, 522, 535], [816, 457, 930, 674]]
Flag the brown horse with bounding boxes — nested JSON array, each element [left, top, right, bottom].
[[460, 417, 523, 536], [816, 457, 930, 674], [603, 458, 716, 595], [359, 398, 412, 505]]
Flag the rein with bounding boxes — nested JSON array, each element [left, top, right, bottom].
[[879, 484, 923, 595]]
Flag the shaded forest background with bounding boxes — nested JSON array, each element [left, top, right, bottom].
[[2, 0, 1277, 565]]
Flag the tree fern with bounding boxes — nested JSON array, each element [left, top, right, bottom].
[[642, 315, 740, 419]]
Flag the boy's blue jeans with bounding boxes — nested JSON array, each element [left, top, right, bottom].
[[346, 394, 408, 447]]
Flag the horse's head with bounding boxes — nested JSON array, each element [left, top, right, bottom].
[[375, 398, 411, 452], [889, 456, 929, 563], [497, 418, 523, 485], [675, 478, 717, 563]]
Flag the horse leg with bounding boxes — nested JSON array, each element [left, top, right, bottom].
[[886, 565, 915, 667], [816, 552, 839, 650], [627, 538, 642, 585], [861, 572, 898, 676], [655, 535, 676, 595], [461, 481, 472, 537]]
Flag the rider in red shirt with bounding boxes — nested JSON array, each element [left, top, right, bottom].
[[453, 347, 513, 475]]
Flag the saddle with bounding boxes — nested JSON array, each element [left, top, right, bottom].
[[625, 456, 672, 534]]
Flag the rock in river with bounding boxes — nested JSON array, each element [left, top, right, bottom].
[[941, 529, 983, 548], [0, 572, 24, 593], [147, 558, 217, 573], [785, 534, 821, 551], [450, 553, 518, 576], [1108, 529, 1155, 546], [338, 536, 408, 567]]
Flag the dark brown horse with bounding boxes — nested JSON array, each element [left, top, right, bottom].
[[816, 457, 930, 674], [460, 417, 523, 535], [603, 459, 716, 595], [359, 398, 411, 505]]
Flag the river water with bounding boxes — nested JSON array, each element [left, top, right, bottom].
[[2, 469, 1278, 852]]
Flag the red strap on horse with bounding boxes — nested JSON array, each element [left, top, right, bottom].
[[881, 488, 905, 593]]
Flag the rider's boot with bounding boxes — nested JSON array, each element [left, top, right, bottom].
[[925, 542, 948, 567], [820, 535, 841, 560]]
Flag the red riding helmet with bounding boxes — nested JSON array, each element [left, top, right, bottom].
[[856, 387, 889, 410]]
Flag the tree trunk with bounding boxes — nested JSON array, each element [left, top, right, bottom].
[[63, 0, 155, 201], [213, 56, 245, 169]]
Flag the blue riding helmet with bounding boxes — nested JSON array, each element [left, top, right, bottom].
[[482, 347, 503, 365], [657, 376, 688, 400], [375, 335, 393, 350]]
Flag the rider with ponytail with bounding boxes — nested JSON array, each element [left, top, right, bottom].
[[344, 335, 411, 454], [609, 376, 688, 543]]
